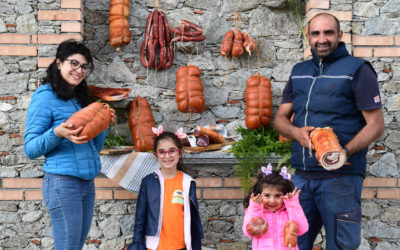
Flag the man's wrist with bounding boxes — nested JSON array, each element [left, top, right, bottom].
[[343, 146, 350, 159]]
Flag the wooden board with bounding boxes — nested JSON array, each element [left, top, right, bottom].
[[100, 146, 134, 155], [183, 141, 235, 153]]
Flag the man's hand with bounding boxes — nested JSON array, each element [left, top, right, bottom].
[[294, 126, 315, 149], [54, 123, 88, 144]]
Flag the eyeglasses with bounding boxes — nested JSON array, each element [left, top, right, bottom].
[[156, 148, 179, 158], [65, 59, 93, 75]]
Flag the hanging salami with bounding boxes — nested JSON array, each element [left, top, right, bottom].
[[245, 73, 273, 130], [175, 65, 205, 113], [140, 9, 174, 69], [109, 0, 131, 51], [128, 97, 156, 152]]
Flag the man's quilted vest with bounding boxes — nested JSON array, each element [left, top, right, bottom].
[[290, 42, 372, 176]]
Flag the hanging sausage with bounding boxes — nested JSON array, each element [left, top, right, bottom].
[[140, 9, 174, 70], [128, 97, 156, 152], [245, 73, 273, 130], [175, 65, 205, 113], [109, 0, 131, 51]]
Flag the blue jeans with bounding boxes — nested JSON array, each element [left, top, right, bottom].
[[292, 174, 363, 250], [42, 173, 95, 250]]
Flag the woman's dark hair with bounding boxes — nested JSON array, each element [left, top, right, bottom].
[[42, 39, 94, 107], [153, 131, 185, 172], [243, 169, 294, 208]]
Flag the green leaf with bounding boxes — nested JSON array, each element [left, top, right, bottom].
[[230, 125, 292, 194]]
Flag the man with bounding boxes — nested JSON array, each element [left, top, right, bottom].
[[273, 13, 384, 250]]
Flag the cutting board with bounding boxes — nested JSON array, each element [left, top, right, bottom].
[[183, 141, 235, 153], [100, 146, 135, 155]]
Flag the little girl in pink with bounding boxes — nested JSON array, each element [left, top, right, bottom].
[[242, 165, 309, 249]]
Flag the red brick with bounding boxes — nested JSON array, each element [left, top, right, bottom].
[[0, 152, 9, 157], [61, 22, 83, 33], [376, 189, 400, 199], [114, 190, 137, 200], [94, 178, 120, 188], [38, 10, 82, 21], [195, 178, 222, 188], [38, 57, 54, 68], [0, 46, 37, 56], [396, 36, 400, 45], [374, 48, 400, 57], [0, 34, 30, 44], [31, 35, 38, 44], [306, 0, 329, 12], [0, 190, 23, 200], [3, 178, 42, 188], [6, 24, 16, 28], [25, 190, 42, 200], [361, 189, 375, 199], [223, 178, 241, 187], [353, 48, 373, 58], [95, 189, 113, 200], [364, 178, 396, 188], [61, 0, 82, 9], [9, 134, 20, 138], [341, 33, 351, 44], [307, 11, 352, 22], [37, 34, 82, 44], [196, 189, 201, 199], [0, 96, 16, 100], [202, 188, 244, 200], [352, 36, 393, 46]]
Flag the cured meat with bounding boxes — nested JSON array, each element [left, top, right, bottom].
[[128, 97, 156, 152], [193, 126, 224, 144], [245, 73, 273, 130], [220, 30, 234, 57], [246, 217, 268, 237], [283, 220, 298, 248], [231, 28, 244, 59], [66, 102, 112, 141], [242, 30, 255, 56], [196, 135, 209, 147], [87, 85, 131, 101], [175, 65, 205, 113], [109, 0, 131, 50], [310, 127, 347, 170]]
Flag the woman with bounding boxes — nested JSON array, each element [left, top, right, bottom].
[[24, 39, 114, 250]]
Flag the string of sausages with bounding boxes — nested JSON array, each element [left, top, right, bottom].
[[140, 9, 174, 70], [220, 28, 255, 58], [171, 19, 206, 42]]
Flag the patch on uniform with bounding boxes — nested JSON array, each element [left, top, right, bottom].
[[171, 190, 184, 204], [374, 95, 380, 103]]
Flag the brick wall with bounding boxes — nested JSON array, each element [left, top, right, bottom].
[[2, 176, 399, 201]]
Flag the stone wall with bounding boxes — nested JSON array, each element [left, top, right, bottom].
[[0, 0, 399, 249]]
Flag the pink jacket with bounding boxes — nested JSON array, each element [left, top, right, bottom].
[[242, 195, 309, 250]]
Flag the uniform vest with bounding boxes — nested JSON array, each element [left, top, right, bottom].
[[290, 42, 373, 176]]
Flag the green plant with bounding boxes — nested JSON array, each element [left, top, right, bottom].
[[230, 125, 292, 194], [287, 0, 307, 47], [104, 134, 132, 148]]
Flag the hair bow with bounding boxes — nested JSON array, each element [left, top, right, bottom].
[[261, 163, 273, 177], [279, 166, 291, 180], [175, 127, 187, 139], [152, 125, 163, 136]]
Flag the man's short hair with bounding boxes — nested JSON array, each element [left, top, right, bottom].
[[308, 13, 340, 33]]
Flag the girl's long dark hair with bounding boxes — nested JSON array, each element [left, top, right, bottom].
[[243, 170, 294, 208], [153, 131, 185, 172], [42, 39, 94, 107]]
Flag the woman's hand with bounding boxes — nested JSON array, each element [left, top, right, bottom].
[[251, 193, 263, 204], [54, 122, 88, 144], [283, 187, 301, 199]]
